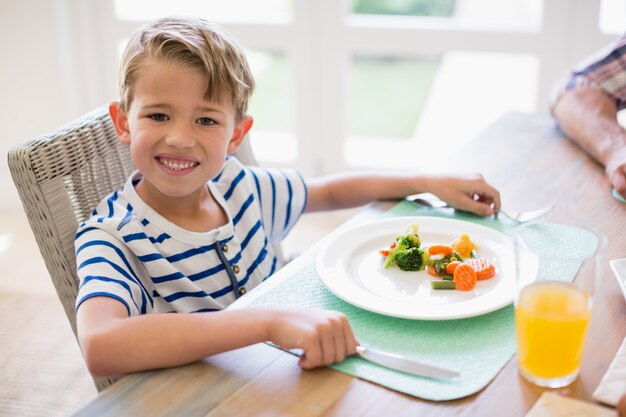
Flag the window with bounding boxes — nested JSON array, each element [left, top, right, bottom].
[[351, 0, 542, 31], [346, 52, 538, 169], [348, 55, 439, 141], [599, 0, 626, 34], [80, 0, 614, 176], [247, 50, 297, 163]]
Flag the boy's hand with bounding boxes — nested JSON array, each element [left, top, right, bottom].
[[265, 308, 357, 368], [429, 174, 501, 216]]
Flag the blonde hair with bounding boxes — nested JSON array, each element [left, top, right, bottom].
[[118, 16, 255, 119]]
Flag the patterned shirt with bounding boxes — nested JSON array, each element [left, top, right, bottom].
[[75, 157, 307, 316], [552, 33, 626, 110]]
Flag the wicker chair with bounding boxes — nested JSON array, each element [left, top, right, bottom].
[[7, 106, 271, 392]]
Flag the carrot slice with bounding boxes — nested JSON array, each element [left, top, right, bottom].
[[464, 258, 496, 280], [427, 265, 445, 278], [453, 263, 477, 291], [428, 245, 453, 256], [445, 260, 462, 275]]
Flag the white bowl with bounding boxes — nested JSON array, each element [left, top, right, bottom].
[[610, 258, 626, 301]]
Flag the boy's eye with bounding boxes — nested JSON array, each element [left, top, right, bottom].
[[149, 113, 168, 122], [197, 117, 216, 126]]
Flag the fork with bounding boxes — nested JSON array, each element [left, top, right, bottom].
[[495, 205, 554, 223], [409, 195, 554, 223]]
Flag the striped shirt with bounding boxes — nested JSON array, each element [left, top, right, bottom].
[[552, 33, 626, 110], [75, 157, 307, 316]]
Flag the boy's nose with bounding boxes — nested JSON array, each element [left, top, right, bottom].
[[164, 126, 195, 148]]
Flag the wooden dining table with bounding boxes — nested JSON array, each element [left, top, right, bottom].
[[72, 112, 626, 417]]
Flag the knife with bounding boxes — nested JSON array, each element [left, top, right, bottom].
[[355, 346, 460, 379]]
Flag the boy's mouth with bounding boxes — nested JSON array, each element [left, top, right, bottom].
[[157, 157, 199, 172]]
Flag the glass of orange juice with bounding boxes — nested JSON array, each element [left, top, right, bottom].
[[513, 223, 607, 388]]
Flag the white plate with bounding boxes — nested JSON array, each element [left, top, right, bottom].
[[610, 258, 626, 301], [314, 216, 516, 320]]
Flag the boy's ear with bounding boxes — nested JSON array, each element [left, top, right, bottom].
[[227, 116, 253, 154], [109, 101, 131, 145]]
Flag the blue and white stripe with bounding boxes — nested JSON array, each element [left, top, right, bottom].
[[75, 157, 307, 316]]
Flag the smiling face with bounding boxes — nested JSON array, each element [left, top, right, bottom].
[[110, 58, 252, 211]]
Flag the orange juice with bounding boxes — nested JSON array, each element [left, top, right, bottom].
[[515, 282, 591, 383]]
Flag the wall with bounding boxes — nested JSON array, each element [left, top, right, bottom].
[[1, 0, 96, 212]]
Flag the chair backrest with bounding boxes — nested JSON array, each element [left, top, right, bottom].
[[7, 106, 276, 392]]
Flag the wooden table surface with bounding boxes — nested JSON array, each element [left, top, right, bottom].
[[72, 112, 626, 417]]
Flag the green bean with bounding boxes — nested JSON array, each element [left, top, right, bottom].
[[442, 275, 454, 281], [431, 281, 456, 290]]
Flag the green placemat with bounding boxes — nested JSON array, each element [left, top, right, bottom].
[[251, 200, 597, 401]]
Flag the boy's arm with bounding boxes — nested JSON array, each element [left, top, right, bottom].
[[77, 297, 357, 377], [552, 86, 626, 197], [304, 172, 500, 216]]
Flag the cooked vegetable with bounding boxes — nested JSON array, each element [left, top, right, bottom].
[[427, 264, 444, 277], [434, 260, 447, 275], [432, 281, 456, 290], [383, 223, 423, 269], [379, 241, 396, 257], [445, 260, 462, 275], [379, 225, 495, 294], [450, 234, 476, 259], [395, 247, 429, 271], [427, 245, 453, 256], [453, 263, 477, 291], [394, 228, 421, 251], [464, 257, 496, 280], [427, 247, 463, 277]]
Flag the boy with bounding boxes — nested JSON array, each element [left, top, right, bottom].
[[75, 16, 501, 377]]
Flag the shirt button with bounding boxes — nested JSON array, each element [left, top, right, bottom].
[[238, 286, 247, 296], [221, 244, 228, 252], [232, 264, 240, 274]]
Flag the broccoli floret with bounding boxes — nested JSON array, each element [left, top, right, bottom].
[[396, 234, 420, 249], [395, 224, 421, 249], [385, 236, 416, 268], [384, 224, 423, 269], [394, 247, 430, 271]]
